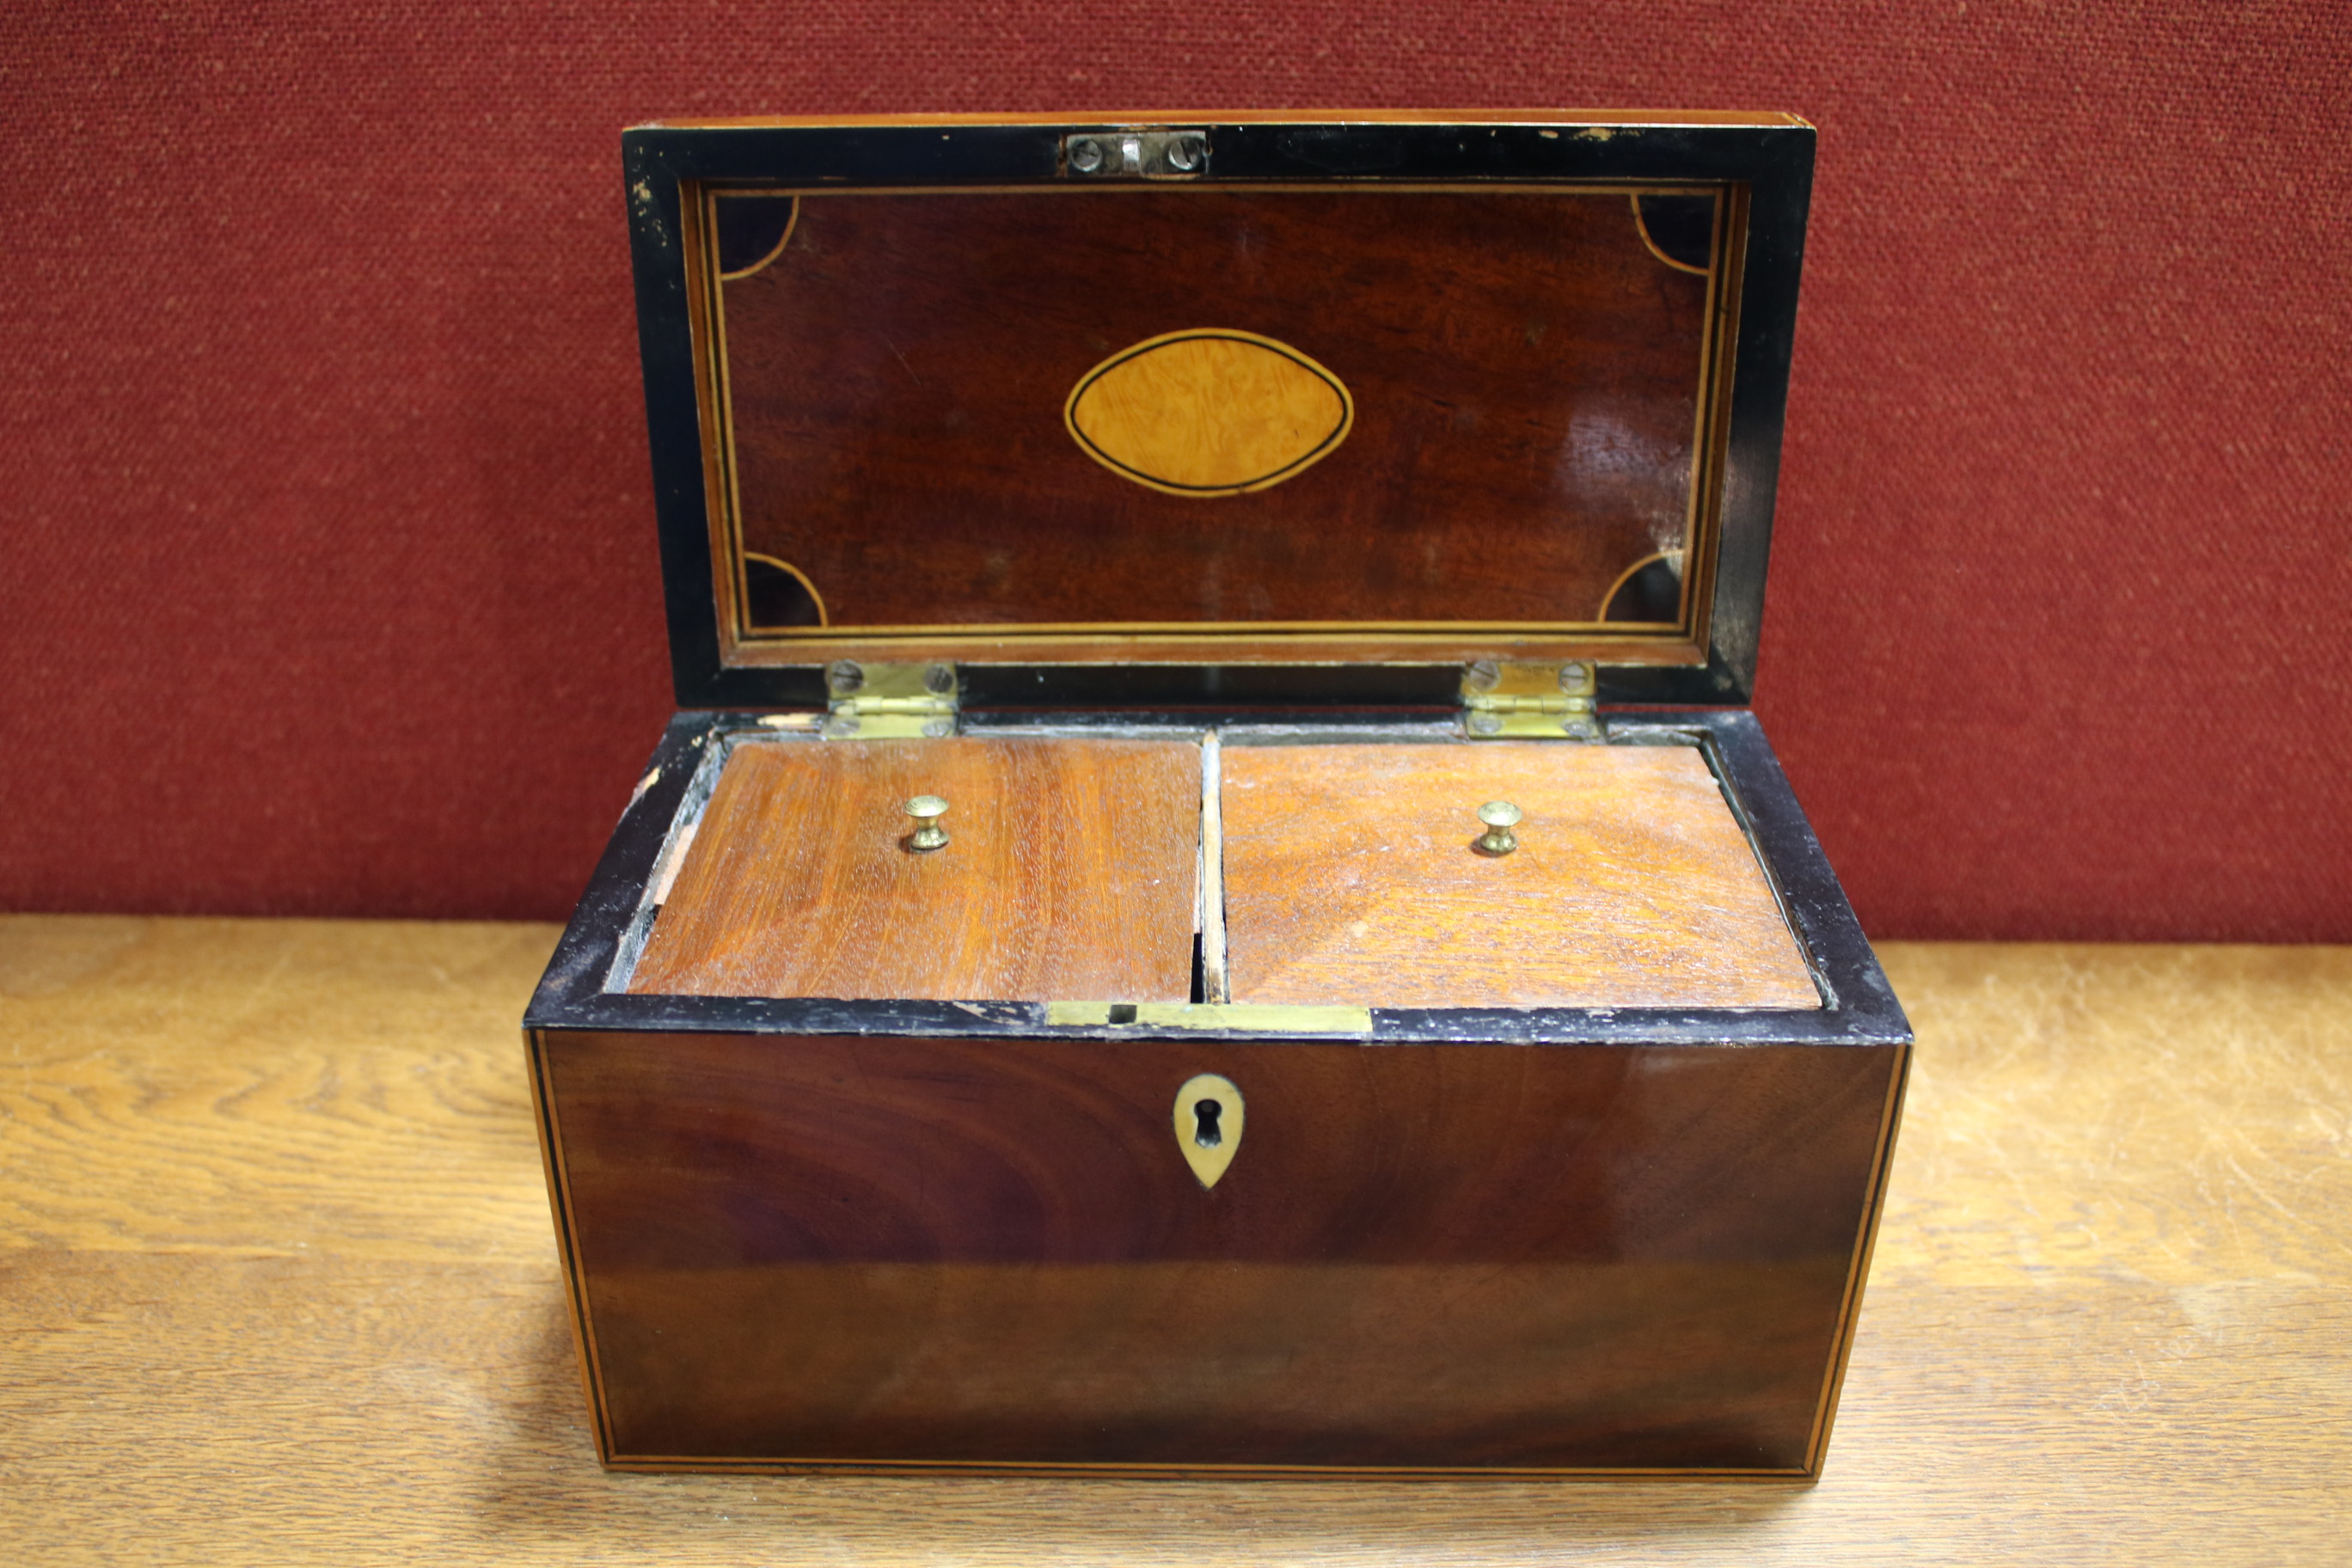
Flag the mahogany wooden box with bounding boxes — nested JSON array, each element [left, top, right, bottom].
[[526, 112, 1910, 1479]]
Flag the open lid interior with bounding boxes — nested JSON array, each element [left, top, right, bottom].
[[626, 115, 1814, 706]]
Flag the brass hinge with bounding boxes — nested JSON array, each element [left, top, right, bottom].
[[824, 660, 959, 740], [1461, 660, 1605, 741]]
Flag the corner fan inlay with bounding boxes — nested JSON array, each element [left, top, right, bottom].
[[1065, 330, 1352, 497]]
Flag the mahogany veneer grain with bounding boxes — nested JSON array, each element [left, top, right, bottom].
[[628, 738, 1200, 1002], [542, 1026, 1900, 1470], [1221, 741, 1819, 1008], [715, 188, 1714, 632]]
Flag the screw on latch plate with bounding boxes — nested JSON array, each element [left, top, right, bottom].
[[1173, 1072, 1244, 1189], [1063, 129, 1210, 179]]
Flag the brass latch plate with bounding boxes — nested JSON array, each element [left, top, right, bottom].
[[1461, 661, 1604, 741], [1046, 1001, 1373, 1035], [824, 660, 959, 740]]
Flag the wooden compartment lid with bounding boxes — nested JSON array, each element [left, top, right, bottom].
[[623, 113, 1816, 708]]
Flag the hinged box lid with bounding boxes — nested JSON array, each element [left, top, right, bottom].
[[622, 112, 1814, 710]]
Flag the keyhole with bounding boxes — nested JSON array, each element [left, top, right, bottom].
[[1173, 1074, 1242, 1188]]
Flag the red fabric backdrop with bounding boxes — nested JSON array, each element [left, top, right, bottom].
[[3, 2, 2348, 940]]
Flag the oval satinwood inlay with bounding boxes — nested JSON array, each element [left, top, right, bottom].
[[1065, 329, 1352, 497]]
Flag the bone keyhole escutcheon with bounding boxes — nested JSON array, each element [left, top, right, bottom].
[[1173, 1073, 1245, 1189]]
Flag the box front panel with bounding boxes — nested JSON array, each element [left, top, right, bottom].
[[536, 1028, 1902, 1472]]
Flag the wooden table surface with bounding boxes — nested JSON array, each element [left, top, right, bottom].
[[3, 917, 2347, 1564]]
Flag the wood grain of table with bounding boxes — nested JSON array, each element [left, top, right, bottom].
[[3, 916, 2347, 1564]]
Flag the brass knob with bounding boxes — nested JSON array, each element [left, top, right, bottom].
[[1474, 800, 1522, 856], [904, 795, 949, 853]]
